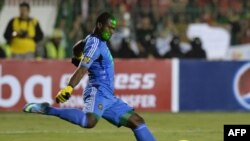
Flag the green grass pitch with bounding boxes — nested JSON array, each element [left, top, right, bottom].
[[0, 112, 250, 141]]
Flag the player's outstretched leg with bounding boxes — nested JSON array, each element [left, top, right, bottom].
[[23, 103, 98, 128], [124, 112, 156, 141]]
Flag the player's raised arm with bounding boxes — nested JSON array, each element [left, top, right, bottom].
[[56, 36, 100, 103], [55, 39, 87, 103]]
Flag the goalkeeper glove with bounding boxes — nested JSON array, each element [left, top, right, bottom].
[[55, 86, 73, 103], [71, 55, 83, 67]]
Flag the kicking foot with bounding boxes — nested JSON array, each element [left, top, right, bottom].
[[23, 102, 50, 114]]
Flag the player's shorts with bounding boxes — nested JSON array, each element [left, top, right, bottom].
[[82, 85, 134, 127]]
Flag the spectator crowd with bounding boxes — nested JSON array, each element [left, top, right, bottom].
[[1, 0, 250, 60]]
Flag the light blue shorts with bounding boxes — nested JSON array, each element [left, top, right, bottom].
[[82, 86, 133, 127]]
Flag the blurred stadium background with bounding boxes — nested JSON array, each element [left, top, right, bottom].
[[0, 0, 250, 141]]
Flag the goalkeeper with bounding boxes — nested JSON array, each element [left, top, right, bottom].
[[23, 12, 156, 141]]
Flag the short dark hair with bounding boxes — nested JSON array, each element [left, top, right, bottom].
[[96, 12, 115, 25], [19, 2, 30, 11]]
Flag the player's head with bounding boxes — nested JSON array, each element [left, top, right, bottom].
[[19, 2, 30, 19], [95, 12, 117, 41]]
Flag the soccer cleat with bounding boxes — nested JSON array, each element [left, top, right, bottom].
[[23, 102, 50, 114]]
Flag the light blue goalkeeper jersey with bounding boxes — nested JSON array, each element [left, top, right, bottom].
[[80, 34, 114, 93]]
